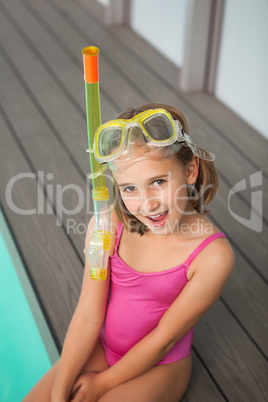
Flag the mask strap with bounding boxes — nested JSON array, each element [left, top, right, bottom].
[[88, 164, 107, 179], [184, 133, 215, 161], [174, 122, 215, 161], [174, 120, 187, 143]]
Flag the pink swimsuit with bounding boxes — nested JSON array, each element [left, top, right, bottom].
[[100, 222, 226, 366]]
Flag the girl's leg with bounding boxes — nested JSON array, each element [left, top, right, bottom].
[[22, 339, 109, 402], [99, 356, 192, 402], [22, 361, 59, 402]]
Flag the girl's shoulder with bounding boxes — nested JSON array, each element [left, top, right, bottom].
[[190, 233, 235, 285], [186, 214, 235, 280]]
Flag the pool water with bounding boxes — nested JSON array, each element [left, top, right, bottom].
[[0, 210, 59, 402]]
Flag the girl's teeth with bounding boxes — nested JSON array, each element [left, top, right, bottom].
[[147, 211, 168, 225], [149, 213, 162, 218]]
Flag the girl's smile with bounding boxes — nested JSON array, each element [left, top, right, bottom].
[[146, 210, 169, 227]]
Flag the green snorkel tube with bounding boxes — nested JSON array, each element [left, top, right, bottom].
[[82, 46, 111, 280]]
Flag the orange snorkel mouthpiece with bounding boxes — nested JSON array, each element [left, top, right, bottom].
[[82, 46, 99, 84]]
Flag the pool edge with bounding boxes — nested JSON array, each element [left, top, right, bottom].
[[0, 208, 60, 365]]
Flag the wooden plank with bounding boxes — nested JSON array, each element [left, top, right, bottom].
[[209, 178, 268, 281], [87, 0, 268, 176], [0, 0, 144, 167], [109, 25, 180, 92], [187, 92, 268, 175], [221, 247, 268, 356], [194, 301, 268, 402], [88, 0, 181, 91], [16, 0, 144, 111], [181, 352, 226, 402], [0, 110, 82, 347], [0, 25, 89, 254]]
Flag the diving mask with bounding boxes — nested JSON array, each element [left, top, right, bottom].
[[87, 108, 215, 178]]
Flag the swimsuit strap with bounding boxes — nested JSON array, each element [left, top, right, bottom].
[[114, 224, 225, 266], [184, 232, 226, 266], [114, 222, 124, 251]]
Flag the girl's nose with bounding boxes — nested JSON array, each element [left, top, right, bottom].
[[140, 189, 160, 215]]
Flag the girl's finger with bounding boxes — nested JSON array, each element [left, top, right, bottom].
[[69, 384, 81, 400]]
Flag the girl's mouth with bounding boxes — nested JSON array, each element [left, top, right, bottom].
[[146, 211, 169, 227]]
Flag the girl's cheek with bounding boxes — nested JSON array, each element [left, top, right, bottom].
[[173, 184, 188, 213], [122, 197, 141, 215]]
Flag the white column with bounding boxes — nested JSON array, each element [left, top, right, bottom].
[[104, 0, 131, 25], [180, 0, 213, 92]]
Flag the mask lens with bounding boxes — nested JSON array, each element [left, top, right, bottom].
[[127, 126, 147, 144], [143, 113, 174, 142], [97, 126, 123, 157]]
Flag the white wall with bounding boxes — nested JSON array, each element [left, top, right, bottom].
[[215, 0, 268, 138], [96, 0, 110, 6], [130, 0, 188, 68]]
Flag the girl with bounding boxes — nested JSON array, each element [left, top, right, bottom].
[[24, 103, 234, 402]]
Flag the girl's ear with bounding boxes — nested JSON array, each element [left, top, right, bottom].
[[186, 156, 199, 185]]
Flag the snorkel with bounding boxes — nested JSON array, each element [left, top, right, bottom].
[[82, 46, 111, 280]]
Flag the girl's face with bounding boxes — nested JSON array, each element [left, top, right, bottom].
[[113, 155, 198, 235]]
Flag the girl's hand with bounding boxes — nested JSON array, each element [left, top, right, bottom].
[[69, 372, 106, 402]]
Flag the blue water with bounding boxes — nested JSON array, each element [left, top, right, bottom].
[[0, 211, 59, 402]]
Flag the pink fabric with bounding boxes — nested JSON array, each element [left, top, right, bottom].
[[100, 223, 226, 366]]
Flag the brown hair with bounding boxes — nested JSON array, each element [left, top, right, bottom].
[[112, 102, 219, 235]]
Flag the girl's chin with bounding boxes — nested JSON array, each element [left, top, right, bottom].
[[146, 220, 173, 235]]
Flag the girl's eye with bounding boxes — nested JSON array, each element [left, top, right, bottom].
[[153, 179, 165, 186], [123, 185, 137, 193]]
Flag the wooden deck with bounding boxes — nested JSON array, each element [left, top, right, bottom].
[[0, 0, 267, 400]]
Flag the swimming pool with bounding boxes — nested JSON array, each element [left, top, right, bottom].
[[0, 209, 59, 401]]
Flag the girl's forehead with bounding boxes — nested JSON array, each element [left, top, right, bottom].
[[113, 156, 184, 184]]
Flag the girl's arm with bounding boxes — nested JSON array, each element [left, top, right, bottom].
[[82, 237, 234, 398], [51, 215, 115, 401]]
